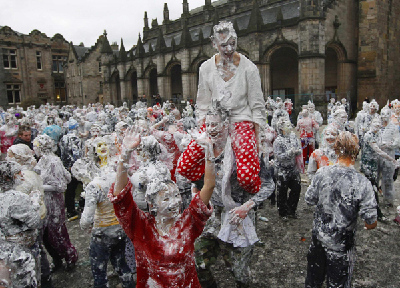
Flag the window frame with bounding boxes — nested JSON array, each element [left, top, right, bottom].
[[52, 55, 67, 73], [3, 49, 18, 69], [36, 51, 42, 70], [6, 84, 22, 104]]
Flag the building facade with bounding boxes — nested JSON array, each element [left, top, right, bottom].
[[0, 26, 69, 109], [98, 0, 400, 117], [1, 0, 399, 115], [64, 36, 112, 106]]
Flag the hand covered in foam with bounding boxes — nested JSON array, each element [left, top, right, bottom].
[[122, 126, 141, 151], [229, 200, 256, 225], [121, 126, 141, 162]]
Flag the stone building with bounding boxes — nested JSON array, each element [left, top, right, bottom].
[[99, 0, 400, 117], [0, 26, 69, 109], [64, 35, 113, 106]]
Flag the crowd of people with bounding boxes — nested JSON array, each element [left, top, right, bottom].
[[0, 21, 399, 288]]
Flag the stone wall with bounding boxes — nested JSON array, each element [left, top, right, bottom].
[[358, 0, 400, 109], [0, 27, 69, 108]]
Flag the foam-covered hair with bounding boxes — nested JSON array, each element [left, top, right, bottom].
[[0, 161, 22, 192], [210, 21, 237, 43], [381, 101, 391, 116], [145, 162, 174, 204], [32, 134, 55, 154], [68, 118, 79, 130], [391, 99, 400, 107], [0, 241, 38, 287], [7, 144, 36, 166], [206, 100, 229, 122]]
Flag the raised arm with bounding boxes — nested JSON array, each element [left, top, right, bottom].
[[114, 127, 141, 196], [193, 134, 215, 206]]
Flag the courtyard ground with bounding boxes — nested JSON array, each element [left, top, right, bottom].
[[51, 158, 400, 288]]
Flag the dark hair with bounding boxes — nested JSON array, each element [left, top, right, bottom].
[[18, 125, 31, 136]]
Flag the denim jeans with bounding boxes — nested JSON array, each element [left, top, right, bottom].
[[89, 232, 134, 288]]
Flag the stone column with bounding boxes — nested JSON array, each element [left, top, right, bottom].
[[257, 62, 270, 98], [298, 16, 326, 110], [298, 58, 325, 96], [181, 49, 191, 101], [118, 65, 126, 105]]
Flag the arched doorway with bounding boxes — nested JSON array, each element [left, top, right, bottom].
[[110, 71, 121, 106], [270, 47, 298, 104], [149, 68, 158, 99], [170, 64, 182, 105], [325, 47, 338, 100]]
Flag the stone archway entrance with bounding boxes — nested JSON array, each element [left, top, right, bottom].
[[270, 47, 299, 105], [128, 70, 138, 105], [325, 47, 338, 100], [110, 71, 121, 106], [170, 64, 182, 106], [149, 68, 158, 99]]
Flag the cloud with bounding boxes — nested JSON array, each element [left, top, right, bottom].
[[1, 0, 210, 49]]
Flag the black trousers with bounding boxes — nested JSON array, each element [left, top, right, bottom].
[[276, 171, 301, 217], [305, 235, 355, 288], [65, 176, 79, 214]]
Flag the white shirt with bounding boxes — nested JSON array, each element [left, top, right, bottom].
[[196, 53, 266, 126]]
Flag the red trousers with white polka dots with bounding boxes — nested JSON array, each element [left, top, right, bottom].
[[177, 121, 261, 194]]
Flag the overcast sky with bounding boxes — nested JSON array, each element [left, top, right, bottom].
[[1, 0, 214, 50]]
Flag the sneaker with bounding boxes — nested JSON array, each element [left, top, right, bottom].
[[280, 215, 288, 221], [255, 240, 265, 247], [378, 216, 389, 222], [67, 212, 79, 222]]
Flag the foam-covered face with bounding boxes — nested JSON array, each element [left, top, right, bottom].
[[330, 98, 335, 104], [14, 170, 24, 187], [6, 115, 16, 125], [47, 117, 54, 125], [381, 109, 391, 122], [335, 111, 347, 125], [154, 183, 182, 219], [215, 33, 237, 62], [324, 127, 338, 148], [137, 120, 149, 136], [370, 118, 381, 133], [90, 127, 100, 138], [370, 104, 378, 114], [96, 141, 109, 158], [33, 145, 41, 158], [176, 121, 184, 131], [281, 119, 293, 135], [308, 104, 315, 113], [205, 114, 224, 139], [394, 104, 400, 115]]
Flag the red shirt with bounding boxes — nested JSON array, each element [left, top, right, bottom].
[[108, 180, 212, 288]]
